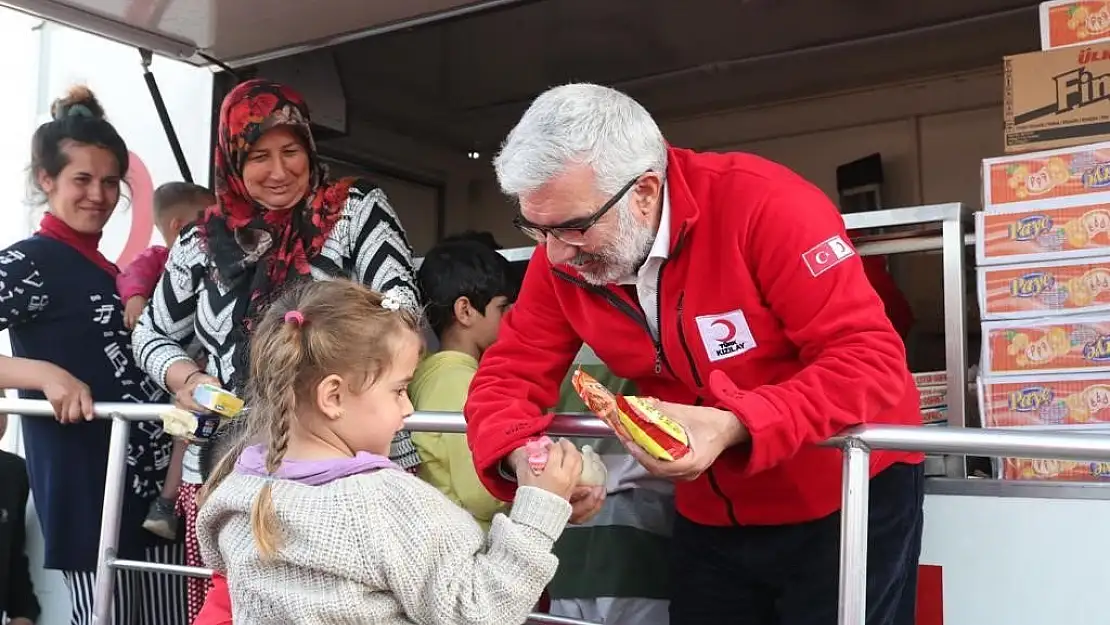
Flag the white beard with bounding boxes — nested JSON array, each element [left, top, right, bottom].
[[572, 201, 658, 286]]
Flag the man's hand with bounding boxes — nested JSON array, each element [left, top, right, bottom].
[[621, 400, 749, 481], [567, 485, 605, 523], [507, 445, 606, 524], [9, 617, 35, 625]]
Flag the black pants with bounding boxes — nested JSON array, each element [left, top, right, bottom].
[[669, 462, 924, 625]]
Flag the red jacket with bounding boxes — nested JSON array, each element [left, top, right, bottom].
[[193, 573, 232, 625], [464, 147, 923, 526], [116, 245, 169, 302], [862, 256, 915, 340]]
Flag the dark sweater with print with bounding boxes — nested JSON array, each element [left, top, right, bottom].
[[1, 236, 175, 572]]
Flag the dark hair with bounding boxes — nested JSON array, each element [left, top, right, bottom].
[[153, 181, 215, 220], [419, 239, 516, 338], [29, 86, 130, 203], [441, 230, 503, 250]]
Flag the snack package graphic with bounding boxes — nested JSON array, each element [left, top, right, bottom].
[[1039, 1, 1110, 50], [975, 203, 1110, 264], [982, 315, 1110, 375], [979, 257, 1110, 319], [1001, 457, 1110, 481], [571, 368, 691, 461], [980, 373, 1110, 427], [982, 142, 1110, 209], [193, 383, 244, 418], [159, 385, 244, 443]]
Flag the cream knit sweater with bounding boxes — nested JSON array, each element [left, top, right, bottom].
[[197, 469, 571, 625]]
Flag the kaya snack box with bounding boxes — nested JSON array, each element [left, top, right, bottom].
[[1004, 44, 1110, 152], [978, 256, 1110, 319], [982, 142, 1110, 209], [1000, 456, 1110, 481], [975, 202, 1110, 264], [982, 314, 1110, 376], [980, 372, 1110, 427], [1040, 1, 1110, 50]]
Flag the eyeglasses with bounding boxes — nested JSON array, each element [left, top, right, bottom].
[[513, 173, 645, 247]]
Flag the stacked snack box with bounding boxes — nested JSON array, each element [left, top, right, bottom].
[[915, 371, 949, 426], [1039, 1, 1110, 51], [975, 2, 1110, 480], [978, 143, 1110, 481]]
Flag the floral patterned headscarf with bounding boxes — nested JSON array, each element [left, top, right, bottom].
[[198, 78, 355, 391]]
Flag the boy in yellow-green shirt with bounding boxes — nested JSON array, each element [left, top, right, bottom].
[[409, 239, 516, 530]]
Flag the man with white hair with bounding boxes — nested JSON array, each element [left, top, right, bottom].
[[464, 83, 924, 625]]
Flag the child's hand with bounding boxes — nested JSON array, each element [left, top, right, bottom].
[[518, 438, 582, 501], [124, 296, 148, 330]]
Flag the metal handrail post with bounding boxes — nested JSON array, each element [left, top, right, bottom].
[[940, 208, 969, 478], [92, 414, 131, 625], [837, 439, 871, 625]]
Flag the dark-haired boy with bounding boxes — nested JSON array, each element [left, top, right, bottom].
[[409, 239, 517, 530]]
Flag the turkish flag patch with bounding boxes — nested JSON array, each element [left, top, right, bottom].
[[802, 235, 855, 277]]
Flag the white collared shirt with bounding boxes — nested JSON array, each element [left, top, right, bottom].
[[618, 185, 671, 339]]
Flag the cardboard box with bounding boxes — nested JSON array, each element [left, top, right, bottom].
[[913, 370, 947, 388], [1004, 44, 1110, 152], [1040, 1, 1110, 50], [978, 256, 1110, 319], [919, 387, 948, 410], [982, 141, 1110, 208], [982, 314, 1110, 376], [980, 372, 1110, 427], [976, 202, 1110, 264]]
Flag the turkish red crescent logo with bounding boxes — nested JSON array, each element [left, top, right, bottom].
[[711, 319, 737, 342], [116, 151, 155, 268]]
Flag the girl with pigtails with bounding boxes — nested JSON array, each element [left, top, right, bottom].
[[196, 279, 581, 624]]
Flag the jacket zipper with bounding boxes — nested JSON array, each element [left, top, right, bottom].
[[706, 468, 740, 525], [675, 292, 704, 388], [682, 294, 737, 525], [552, 269, 676, 377]]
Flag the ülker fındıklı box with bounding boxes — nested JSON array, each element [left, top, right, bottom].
[[1005, 44, 1110, 152]]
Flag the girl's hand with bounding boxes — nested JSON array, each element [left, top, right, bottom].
[[41, 366, 93, 423], [174, 371, 220, 414], [519, 438, 582, 501]]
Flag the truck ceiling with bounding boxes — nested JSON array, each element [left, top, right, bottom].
[[0, 0, 532, 67]]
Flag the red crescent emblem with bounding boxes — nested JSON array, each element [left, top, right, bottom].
[[116, 151, 155, 267], [711, 319, 737, 342]]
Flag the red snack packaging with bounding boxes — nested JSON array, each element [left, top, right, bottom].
[[571, 368, 691, 461]]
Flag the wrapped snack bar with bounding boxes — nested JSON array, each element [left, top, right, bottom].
[[571, 368, 691, 461]]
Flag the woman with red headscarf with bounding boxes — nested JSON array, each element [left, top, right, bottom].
[[132, 78, 421, 622]]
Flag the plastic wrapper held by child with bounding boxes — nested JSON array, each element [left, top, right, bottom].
[[160, 384, 244, 443], [571, 368, 692, 461], [524, 436, 608, 487]]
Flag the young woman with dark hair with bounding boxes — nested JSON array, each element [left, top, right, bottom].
[[0, 86, 184, 625]]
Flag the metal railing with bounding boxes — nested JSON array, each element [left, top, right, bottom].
[[10, 396, 1110, 625], [826, 424, 1110, 625]]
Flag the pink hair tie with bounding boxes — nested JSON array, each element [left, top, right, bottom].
[[284, 310, 305, 326]]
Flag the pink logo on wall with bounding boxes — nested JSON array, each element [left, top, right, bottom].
[[116, 151, 155, 267]]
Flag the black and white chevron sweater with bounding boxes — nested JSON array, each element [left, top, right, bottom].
[[132, 183, 422, 471]]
